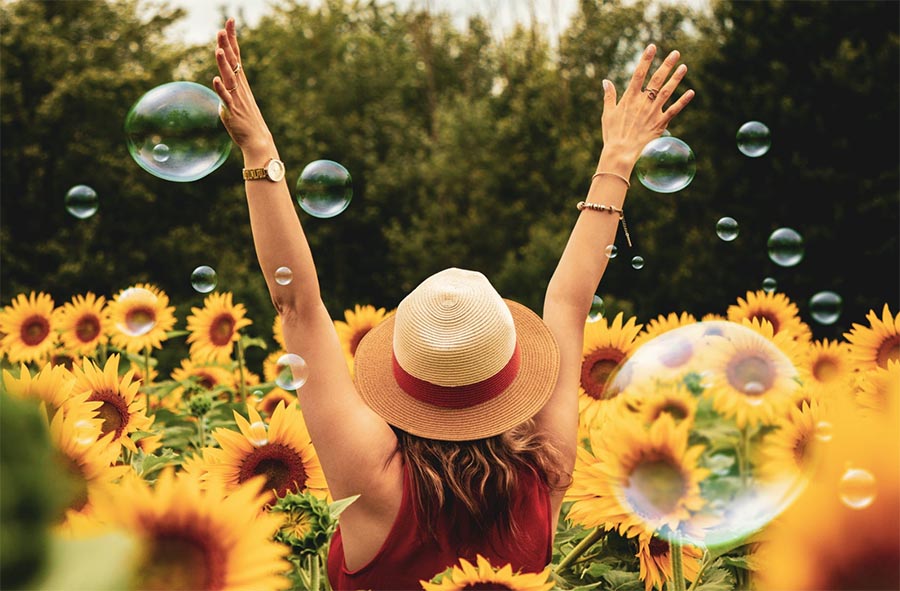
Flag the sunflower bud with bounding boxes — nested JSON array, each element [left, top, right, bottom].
[[187, 393, 212, 418], [271, 491, 334, 555]]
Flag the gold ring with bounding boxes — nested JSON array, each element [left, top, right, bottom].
[[646, 87, 659, 100], [227, 86, 237, 93], [232, 63, 242, 75]]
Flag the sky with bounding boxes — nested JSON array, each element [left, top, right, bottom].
[[164, 0, 586, 46]]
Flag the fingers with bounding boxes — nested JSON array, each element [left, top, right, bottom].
[[626, 44, 657, 96], [602, 79, 617, 112], [215, 48, 239, 94], [226, 18, 242, 63], [654, 63, 687, 106], [212, 76, 235, 109], [645, 50, 681, 97], [217, 30, 240, 75], [662, 88, 695, 124]]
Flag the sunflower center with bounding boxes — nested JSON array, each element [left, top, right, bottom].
[[196, 372, 216, 390], [50, 352, 74, 370], [20, 314, 50, 346], [240, 443, 308, 497], [626, 457, 687, 519], [209, 313, 236, 346], [654, 401, 690, 422], [792, 431, 811, 468], [660, 339, 694, 368], [751, 312, 780, 334], [812, 356, 840, 383], [461, 584, 515, 591], [89, 389, 130, 439], [124, 306, 156, 335], [349, 326, 372, 357], [727, 354, 775, 396], [648, 536, 670, 557], [582, 348, 625, 400], [876, 334, 900, 369], [137, 530, 224, 591], [262, 393, 292, 416], [285, 511, 313, 538], [75, 314, 102, 343]]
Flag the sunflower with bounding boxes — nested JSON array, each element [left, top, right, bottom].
[[272, 314, 285, 349], [578, 312, 643, 430], [632, 311, 697, 350], [420, 555, 553, 591], [702, 322, 800, 428], [186, 292, 252, 364], [72, 354, 152, 453], [726, 290, 812, 344], [108, 284, 177, 353], [334, 304, 390, 370], [801, 338, 854, 401], [163, 358, 236, 410], [79, 467, 290, 591], [53, 292, 110, 356], [844, 304, 900, 370], [629, 380, 698, 426], [637, 532, 702, 591], [136, 432, 163, 455], [2, 362, 97, 421], [204, 402, 327, 502], [0, 291, 58, 363], [756, 400, 829, 483], [255, 388, 298, 416], [855, 360, 900, 416], [263, 350, 286, 382], [565, 414, 709, 538]]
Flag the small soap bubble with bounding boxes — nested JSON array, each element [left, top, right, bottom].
[[736, 121, 771, 157], [251, 389, 264, 398], [296, 159, 353, 218], [605, 244, 618, 259], [635, 136, 696, 193], [631, 255, 645, 269], [587, 295, 605, 322], [125, 81, 232, 182], [247, 421, 269, 446], [274, 266, 293, 286], [73, 419, 98, 447], [190, 265, 217, 293], [660, 128, 672, 137], [814, 420, 833, 442], [716, 217, 739, 241], [809, 291, 842, 325], [115, 287, 158, 337], [839, 467, 877, 510], [275, 353, 309, 390], [762, 277, 777, 293], [767, 227, 804, 267], [65, 185, 99, 219]]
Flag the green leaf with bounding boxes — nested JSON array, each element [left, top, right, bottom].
[[240, 335, 269, 351], [328, 494, 360, 519], [602, 570, 644, 591], [693, 565, 735, 591], [719, 554, 761, 571], [138, 448, 181, 477], [165, 330, 191, 338]]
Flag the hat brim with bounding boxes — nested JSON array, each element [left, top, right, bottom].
[[353, 299, 560, 441]]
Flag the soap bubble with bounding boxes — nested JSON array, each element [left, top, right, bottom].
[[736, 121, 771, 158], [115, 287, 158, 337], [587, 295, 605, 322], [838, 467, 876, 510], [809, 291, 842, 325], [762, 277, 777, 293], [296, 159, 353, 218], [247, 421, 268, 447], [190, 265, 217, 294], [125, 81, 232, 182], [605, 244, 618, 259], [716, 217, 739, 241], [631, 255, 645, 270], [596, 320, 806, 548], [65, 185, 99, 219], [274, 266, 293, 286], [275, 353, 310, 390], [767, 228, 804, 267], [636, 136, 696, 193]]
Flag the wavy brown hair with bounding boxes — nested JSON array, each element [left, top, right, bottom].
[[390, 419, 570, 546]]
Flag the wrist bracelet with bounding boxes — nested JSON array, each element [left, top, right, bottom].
[[576, 201, 633, 247], [591, 171, 631, 188]]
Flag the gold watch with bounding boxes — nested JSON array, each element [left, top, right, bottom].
[[243, 158, 286, 182]]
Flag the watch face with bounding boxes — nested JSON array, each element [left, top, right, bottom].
[[266, 159, 286, 182]]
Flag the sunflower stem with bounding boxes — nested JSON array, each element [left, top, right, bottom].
[[236, 338, 247, 404], [739, 425, 750, 488], [197, 415, 206, 448], [309, 553, 321, 591], [686, 549, 710, 591], [143, 346, 153, 414], [668, 534, 686, 591], [555, 527, 605, 573]]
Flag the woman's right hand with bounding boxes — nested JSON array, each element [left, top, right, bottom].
[[212, 18, 274, 157]]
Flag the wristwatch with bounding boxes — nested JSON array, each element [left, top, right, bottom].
[[243, 158, 286, 182]]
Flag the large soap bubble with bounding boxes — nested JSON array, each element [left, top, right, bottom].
[[125, 81, 232, 182], [635, 136, 696, 193], [593, 321, 811, 549]]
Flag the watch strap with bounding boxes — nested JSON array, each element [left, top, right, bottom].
[[242, 167, 269, 181]]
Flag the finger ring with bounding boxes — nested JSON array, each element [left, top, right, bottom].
[[646, 87, 659, 100], [232, 63, 242, 74], [227, 85, 237, 93]]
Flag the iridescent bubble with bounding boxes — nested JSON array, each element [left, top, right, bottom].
[[716, 217, 739, 241], [762, 277, 777, 293], [660, 128, 672, 137], [631, 255, 645, 269], [767, 227, 804, 267], [274, 266, 293, 286], [247, 421, 268, 447], [605, 244, 618, 259], [251, 389, 264, 398], [603, 320, 805, 547], [296, 159, 353, 218], [635, 136, 696, 193], [190, 265, 217, 294], [587, 295, 605, 322], [65, 185, 99, 219], [736, 121, 771, 158], [814, 420, 833, 442], [124, 81, 232, 182], [809, 291, 842, 325], [839, 468, 877, 510], [275, 353, 310, 390], [115, 287, 158, 337]]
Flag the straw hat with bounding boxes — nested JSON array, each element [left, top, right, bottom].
[[353, 268, 560, 441]]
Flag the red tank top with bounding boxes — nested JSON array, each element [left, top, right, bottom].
[[326, 463, 553, 591]]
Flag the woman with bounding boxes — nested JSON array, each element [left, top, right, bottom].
[[212, 17, 692, 590]]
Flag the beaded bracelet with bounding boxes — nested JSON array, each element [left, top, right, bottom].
[[576, 200, 633, 247]]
